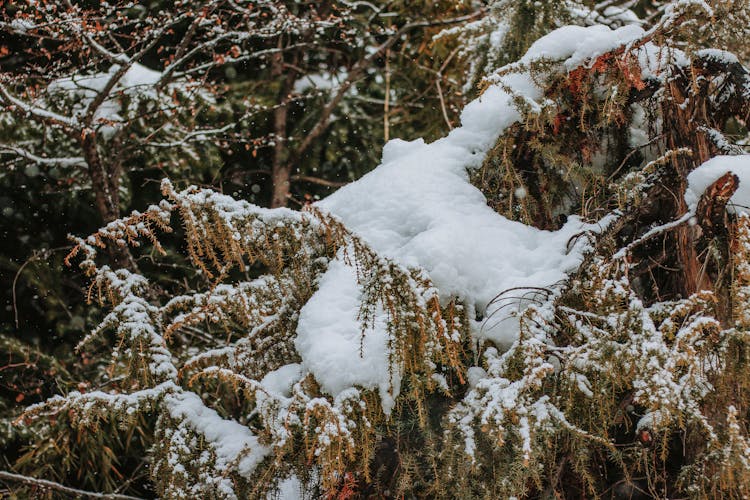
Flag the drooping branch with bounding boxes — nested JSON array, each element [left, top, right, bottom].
[[0, 146, 86, 168]]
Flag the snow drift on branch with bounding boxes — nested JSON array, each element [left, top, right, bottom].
[[297, 25, 654, 404]]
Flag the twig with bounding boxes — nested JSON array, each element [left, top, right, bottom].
[[0, 146, 87, 169], [293, 8, 487, 161], [435, 45, 460, 131], [436, 79, 452, 130], [613, 211, 694, 260], [0, 83, 79, 129], [384, 47, 391, 142], [0, 471, 145, 500], [291, 175, 348, 188], [12, 246, 71, 329], [12, 254, 37, 330]]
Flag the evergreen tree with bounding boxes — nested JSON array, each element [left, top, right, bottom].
[[3, 1, 750, 498]]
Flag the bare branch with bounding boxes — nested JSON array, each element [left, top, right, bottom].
[[0, 470, 145, 500], [291, 174, 348, 188], [159, 31, 250, 86], [0, 84, 79, 129], [0, 146, 86, 168], [83, 33, 166, 127], [170, 43, 311, 80], [142, 124, 235, 148], [293, 8, 486, 159]]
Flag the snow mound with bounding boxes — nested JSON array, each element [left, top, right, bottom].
[[519, 24, 645, 70], [685, 155, 750, 214], [295, 256, 400, 415], [295, 24, 640, 409]]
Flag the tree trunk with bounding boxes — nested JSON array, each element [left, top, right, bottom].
[[81, 130, 137, 270], [81, 131, 120, 223], [269, 48, 297, 209], [270, 103, 291, 208], [663, 81, 712, 299]]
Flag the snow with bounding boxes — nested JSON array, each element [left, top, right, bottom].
[[260, 363, 303, 398], [48, 62, 161, 123], [48, 62, 163, 97], [516, 21, 693, 85], [694, 48, 741, 66], [316, 26, 629, 344], [517, 24, 645, 71], [164, 391, 269, 477], [45, 62, 201, 135], [64, 19, 722, 486], [295, 256, 400, 415], [294, 24, 643, 410], [24, 11, 747, 495], [9, 18, 35, 33], [466, 366, 488, 389], [685, 155, 750, 213], [269, 475, 304, 500], [24, 380, 179, 417], [0, 84, 79, 128], [293, 69, 347, 94], [602, 5, 642, 25]]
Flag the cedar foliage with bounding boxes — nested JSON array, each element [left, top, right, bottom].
[[4, 1, 750, 499]]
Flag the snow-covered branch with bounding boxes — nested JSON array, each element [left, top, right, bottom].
[[0, 83, 79, 129], [0, 146, 86, 168]]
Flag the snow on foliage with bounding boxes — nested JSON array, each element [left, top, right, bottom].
[[18, 6, 750, 498], [295, 24, 660, 409], [32, 21, 656, 489]]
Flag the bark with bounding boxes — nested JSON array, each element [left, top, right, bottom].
[[696, 172, 740, 325], [81, 131, 120, 223], [269, 49, 297, 208], [270, 103, 291, 208], [81, 130, 137, 270], [662, 80, 712, 298]]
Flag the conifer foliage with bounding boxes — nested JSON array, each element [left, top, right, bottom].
[[4, 1, 750, 498]]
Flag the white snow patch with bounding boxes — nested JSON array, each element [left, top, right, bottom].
[[260, 363, 303, 399], [602, 5, 642, 25], [694, 48, 740, 65], [518, 24, 645, 71], [10, 18, 36, 33], [164, 391, 269, 477], [46, 62, 206, 136], [295, 256, 400, 415], [293, 69, 347, 94], [685, 155, 750, 213], [270, 474, 304, 499]]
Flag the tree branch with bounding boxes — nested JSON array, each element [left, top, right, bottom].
[[83, 33, 166, 127], [0, 146, 86, 168], [0, 471, 145, 500], [0, 84, 79, 129], [293, 8, 486, 160], [291, 174, 348, 188]]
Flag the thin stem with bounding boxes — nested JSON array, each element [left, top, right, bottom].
[[0, 471, 145, 500]]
